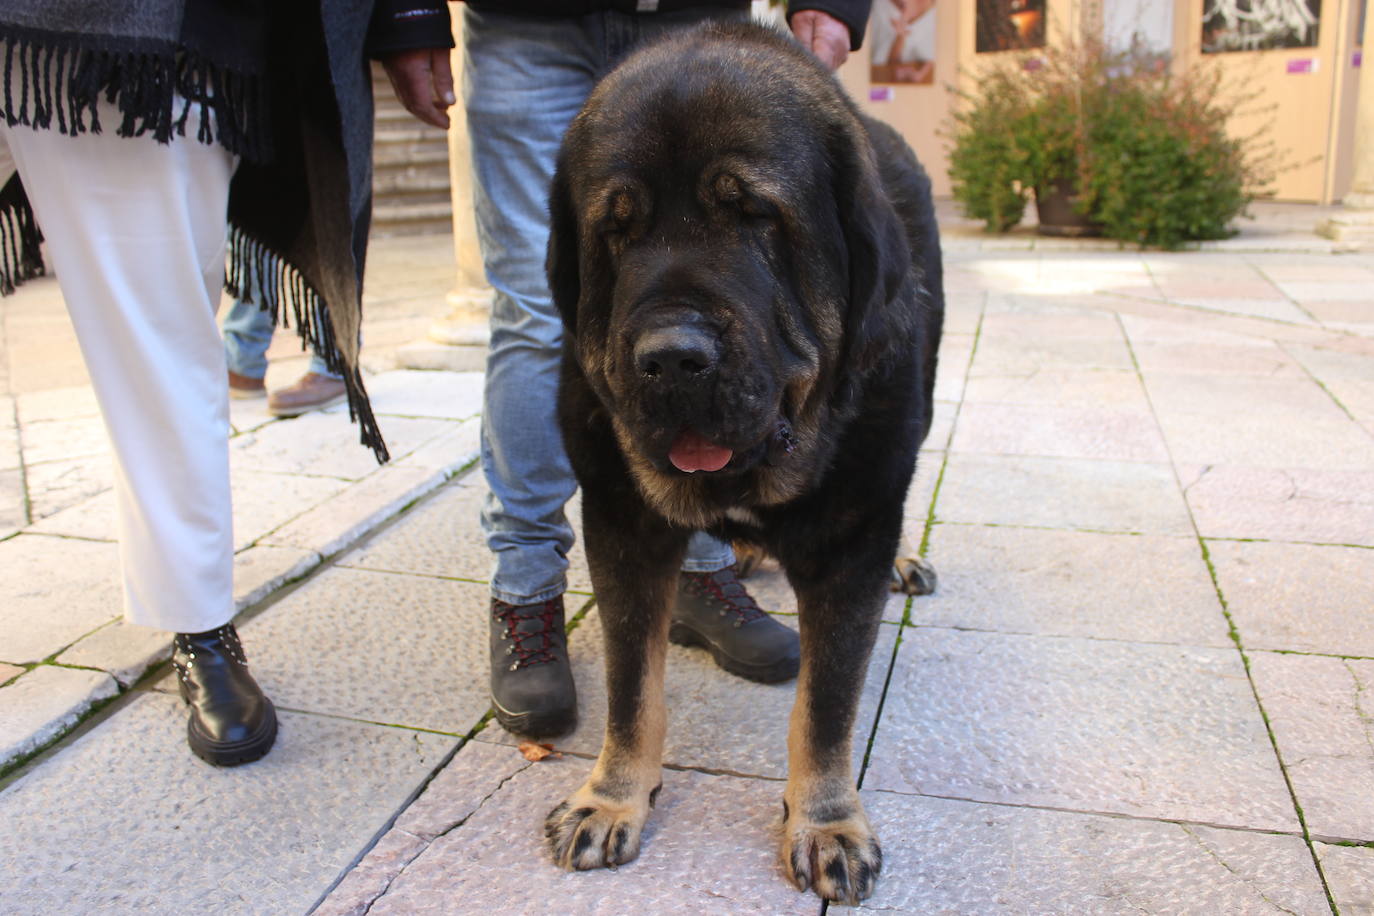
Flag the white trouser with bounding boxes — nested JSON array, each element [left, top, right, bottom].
[[3, 120, 237, 633]]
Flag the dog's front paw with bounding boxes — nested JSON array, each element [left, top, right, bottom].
[[545, 782, 659, 870], [891, 556, 937, 595], [781, 803, 882, 904]]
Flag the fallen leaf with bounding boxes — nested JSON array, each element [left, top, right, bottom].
[[517, 741, 562, 762]]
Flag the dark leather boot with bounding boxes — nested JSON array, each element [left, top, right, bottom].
[[489, 597, 577, 739], [671, 566, 801, 683], [172, 624, 277, 766]]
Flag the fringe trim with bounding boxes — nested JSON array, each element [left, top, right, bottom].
[[1, 25, 271, 163], [0, 172, 44, 295], [226, 227, 390, 463]]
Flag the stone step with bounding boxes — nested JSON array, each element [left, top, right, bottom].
[[373, 143, 450, 168], [373, 165, 452, 197]]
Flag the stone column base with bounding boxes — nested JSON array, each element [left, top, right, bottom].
[[394, 287, 493, 372], [1316, 208, 1374, 243]]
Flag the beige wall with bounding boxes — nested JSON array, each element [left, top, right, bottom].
[[836, 0, 1366, 204]]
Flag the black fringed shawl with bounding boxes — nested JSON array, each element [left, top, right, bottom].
[[0, 0, 389, 462]]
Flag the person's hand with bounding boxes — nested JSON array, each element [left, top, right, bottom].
[[381, 47, 455, 130], [789, 10, 852, 70]]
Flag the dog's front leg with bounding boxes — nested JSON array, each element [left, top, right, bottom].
[[545, 498, 684, 871], [781, 570, 887, 904]]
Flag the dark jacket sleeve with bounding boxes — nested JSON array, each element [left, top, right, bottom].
[[789, 0, 871, 51], [367, 0, 455, 58]]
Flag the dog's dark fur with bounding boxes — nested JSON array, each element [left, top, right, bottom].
[[542, 23, 943, 904]]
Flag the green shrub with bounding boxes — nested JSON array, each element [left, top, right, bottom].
[[947, 38, 1269, 249]]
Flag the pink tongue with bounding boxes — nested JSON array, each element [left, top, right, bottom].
[[669, 430, 733, 473]]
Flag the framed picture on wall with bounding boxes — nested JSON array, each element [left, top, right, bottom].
[[871, 0, 937, 83], [1202, 0, 1322, 52], [975, 0, 1045, 53]]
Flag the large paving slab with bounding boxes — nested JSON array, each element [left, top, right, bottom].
[[917, 525, 1231, 646], [201, 566, 497, 735], [0, 665, 118, 766], [1207, 540, 1374, 656], [361, 369, 485, 419], [864, 627, 1298, 832], [31, 465, 350, 548], [1317, 842, 1374, 915], [1248, 651, 1374, 843], [341, 477, 595, 595], [1143, 373, 1374, 470], [950, 401, 1170, 463], [228, 410, 453, 479], [321, 754, 822, 915], [0, 534, 121, 665], [0, 692, 455, 915], [1182, 465, 1374, 545], [855, 791, 1329, 913], [54, 619, 172, 688], [935, 454, 1193, 535], [478, 609, 897, 783], [315, 740, 530, 916]]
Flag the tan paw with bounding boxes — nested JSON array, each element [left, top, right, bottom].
[[781, 803, 883, 903], [544, 782, 660, 870], [891, 556, 937, 595]]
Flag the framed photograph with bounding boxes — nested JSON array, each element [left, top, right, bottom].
[[871, 0, 938, 83], [1202, 0, 1322, 52], [976, 0, 1045, 53]]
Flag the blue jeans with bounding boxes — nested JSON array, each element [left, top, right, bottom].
[[221, 261, 337, 380], [464, 7, 746, 605]]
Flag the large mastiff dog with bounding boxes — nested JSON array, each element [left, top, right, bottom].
[[543, 22, 943, 904]]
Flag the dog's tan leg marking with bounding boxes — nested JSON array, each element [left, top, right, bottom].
[[780, 682, 882, 904], [779, 583, 885, 903], [544, 582, 671, 871]]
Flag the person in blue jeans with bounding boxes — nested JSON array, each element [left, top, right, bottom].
[[388, 0, 870, 738], [221, 264, 349, 417]]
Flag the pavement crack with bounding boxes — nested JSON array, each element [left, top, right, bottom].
[[1343, 659, 1374, 760], [1180, 824, 1301, 915]]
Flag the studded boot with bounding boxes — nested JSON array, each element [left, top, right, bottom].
[[489, 597, 577, 738], [671, 565, 801, 683], [172, 624, 278, 766]]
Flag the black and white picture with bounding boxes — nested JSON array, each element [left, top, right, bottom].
[[1202, 0, 1322, 52]]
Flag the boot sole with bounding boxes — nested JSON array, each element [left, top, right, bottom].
[[187, 701, 279, 767], [668, 622, 800, 684], [492, 697, 577, 740]]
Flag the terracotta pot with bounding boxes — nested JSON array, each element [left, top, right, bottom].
[[1034, 179, 1101, 237]]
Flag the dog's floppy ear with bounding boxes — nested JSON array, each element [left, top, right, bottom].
[[833, 127, 912, 375], [546, 163, 581, 335]]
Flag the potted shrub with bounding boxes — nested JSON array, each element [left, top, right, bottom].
[[947, 35, 1269, 249]]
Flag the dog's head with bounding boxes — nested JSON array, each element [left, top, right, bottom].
[[548, 24, 914, 526]]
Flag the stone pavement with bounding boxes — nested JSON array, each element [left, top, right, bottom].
[[2, 207, 1373, 914]]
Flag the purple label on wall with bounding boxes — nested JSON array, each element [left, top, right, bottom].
[[1355, 50, 1362, 68], [870, 87, 894, 102], [1286, 58, 1317, 73]]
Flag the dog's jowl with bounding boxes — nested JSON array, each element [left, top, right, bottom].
[[543, 22, 944, 904]]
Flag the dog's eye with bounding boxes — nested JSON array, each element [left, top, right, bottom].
[[713, 173, 742, 202]]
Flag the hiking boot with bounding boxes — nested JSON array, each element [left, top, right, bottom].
[[671, 566, 801, 683], [489, 597, 577, 738], [267, 372, 347, 417], [172, 624, 278, 766]]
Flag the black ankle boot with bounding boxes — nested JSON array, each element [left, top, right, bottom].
[[489, 597, 577, 739], [172, 624, 277, 766], [671, 566, 801, 683]]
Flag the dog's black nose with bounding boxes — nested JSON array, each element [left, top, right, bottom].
[[633, 326, 718, 384]]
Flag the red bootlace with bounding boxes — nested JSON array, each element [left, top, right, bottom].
[[495, 600, 561, 668], [694, 568, 766, 625]]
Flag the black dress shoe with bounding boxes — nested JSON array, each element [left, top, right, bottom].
[[172, 624, 277, 766], [671, 565, 801, 683], [489, 597, 577, 739]]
